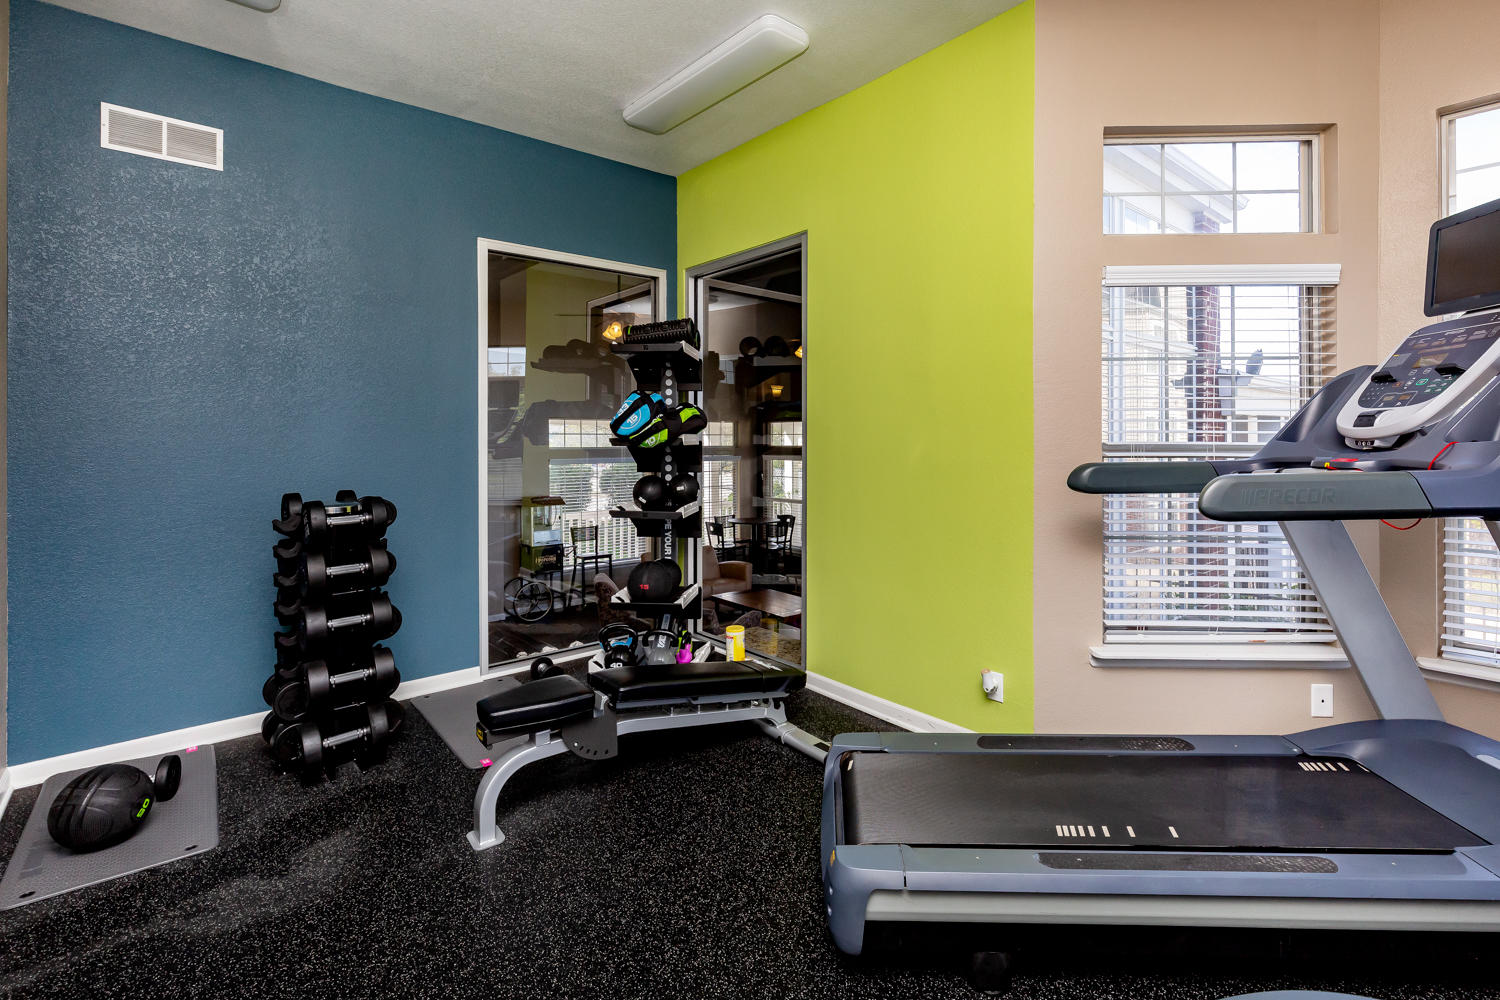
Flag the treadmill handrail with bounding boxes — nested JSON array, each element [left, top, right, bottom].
[[1067, 461, 1220, 495], [1198, 469, 1434, 521]]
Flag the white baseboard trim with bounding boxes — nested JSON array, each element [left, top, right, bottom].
[[6, 663, 492, 791], [805, 671, 971, 734]]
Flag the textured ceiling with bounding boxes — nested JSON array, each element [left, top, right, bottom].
[[46, 0, 1022, 175]]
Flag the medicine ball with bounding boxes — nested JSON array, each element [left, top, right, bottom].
[[669, 474, 699, 508], [739, 336, 762, 358], [628, 559, 681, 602], [610, 390, 666, 441], [48, 755, 183, 853], [633, 475, 670, 511], [763, 335, 790, 357]]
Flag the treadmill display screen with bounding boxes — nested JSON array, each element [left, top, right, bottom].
[[1426, 197, 1500, 315]]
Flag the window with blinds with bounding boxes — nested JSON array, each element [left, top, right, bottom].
[[547, 459, 644, 562], [1100, 274, 1337, 641], [1440, 105, 1500, 666]]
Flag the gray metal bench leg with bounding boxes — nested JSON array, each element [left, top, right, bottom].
[[467, 731, 570, 851], [756, 703, 830, 762]]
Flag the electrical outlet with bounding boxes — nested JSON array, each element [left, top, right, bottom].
[[1311, 683, 1334, 718], [981, 670, 1004, 703]]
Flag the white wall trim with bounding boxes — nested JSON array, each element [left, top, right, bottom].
[[805, 671, 972, 733], [475, 236, 668, 676], [1102, 263, 1342, 286], [0, 769, 12, 828], [5, 664, 492, 791]]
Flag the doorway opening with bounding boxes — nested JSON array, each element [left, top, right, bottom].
[[477, 240, 665, 672], [687, 235, 806, 668]]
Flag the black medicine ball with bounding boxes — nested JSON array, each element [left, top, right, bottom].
[[48, 755, 182, 853], [628, 559, 681, 601], [738, 336, 762, 357], [633, 475, 670, 511], [669, 474, 699, 507]]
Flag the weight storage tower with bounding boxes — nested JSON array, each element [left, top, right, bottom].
[[465, 318, 826, 851], [822, 197, 1500, 971], [265, 491, 404, 781]]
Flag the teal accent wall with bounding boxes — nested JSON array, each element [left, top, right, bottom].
[[7, 0, 675, 762]]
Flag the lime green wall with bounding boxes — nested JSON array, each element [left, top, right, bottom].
[[678, 3, 1035, 731]]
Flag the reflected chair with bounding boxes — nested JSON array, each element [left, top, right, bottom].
[[568, 525, 612, 609]]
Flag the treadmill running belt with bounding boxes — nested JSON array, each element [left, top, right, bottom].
[[841, 752, 1487, 853]]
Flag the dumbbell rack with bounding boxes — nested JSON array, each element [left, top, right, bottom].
[[264, 490, 404, 782], [608, 329, 704, 626]]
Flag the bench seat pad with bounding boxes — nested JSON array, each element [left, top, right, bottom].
[[477, 673, 595, 736], [590, 660, 806, 705]]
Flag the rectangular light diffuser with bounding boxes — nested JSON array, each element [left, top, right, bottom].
[[623, 14, 809, 135]]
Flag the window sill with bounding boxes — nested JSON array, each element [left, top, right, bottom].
[[1419, 656, 1500, 693], [1090, 643, 1349, 670]]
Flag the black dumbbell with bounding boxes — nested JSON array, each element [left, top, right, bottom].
[[265, 647, 399, 721], [529, 655, 565, 680], [274, 592, 401, 650], [272, 586, 387, 629], [270, 700, 405, 778], [273, 544, 396, 596], [301, 496, 397, 550]]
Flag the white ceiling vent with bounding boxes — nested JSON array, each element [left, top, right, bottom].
[[100, 103, 223, 171]]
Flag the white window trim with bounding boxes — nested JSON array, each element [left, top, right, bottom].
[[1419, 656, 1500, 693], [1104, 132, 1323, 235], [1097, 261, 1342, 667], [1091, 643, 1349, 670], [1440, 99, 1500, 217]]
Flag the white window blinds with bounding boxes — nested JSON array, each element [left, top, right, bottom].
[[1100, 266, 1339, 641]]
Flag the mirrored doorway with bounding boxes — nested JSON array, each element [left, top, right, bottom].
[[688, 236, 806, 668], [478, 242, 664, 671]]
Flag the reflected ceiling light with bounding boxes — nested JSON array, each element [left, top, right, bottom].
[[623, 15, 809, 135], [602, 320, 625, 342], [770, 383, 784, 397], [794, 344, 803, 358]]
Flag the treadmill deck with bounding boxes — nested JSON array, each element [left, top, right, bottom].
[[841, 751, 1487, 853]]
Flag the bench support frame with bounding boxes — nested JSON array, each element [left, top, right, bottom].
[[467, 693, 828, 851]]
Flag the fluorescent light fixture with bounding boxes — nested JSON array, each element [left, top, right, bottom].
[[623, 14, 809, 135]]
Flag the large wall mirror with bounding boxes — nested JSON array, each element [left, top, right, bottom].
[[689, 237, 806, 668], [480, 244, 663, 670]]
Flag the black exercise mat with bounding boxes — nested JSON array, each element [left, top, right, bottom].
[[0, 745, 218, 909], [842, 751, 1487, 852]]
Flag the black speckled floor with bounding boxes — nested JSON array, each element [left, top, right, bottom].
[[2, 690, 1498, 1000]]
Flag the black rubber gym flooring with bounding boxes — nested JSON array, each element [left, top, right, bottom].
[[2, 690, 1498, 1000]]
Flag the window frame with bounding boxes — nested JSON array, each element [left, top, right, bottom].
[[1104, 133, 1322, 236], [1441, 99, 1500, 218]]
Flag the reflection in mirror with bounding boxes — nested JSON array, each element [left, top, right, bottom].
[[484, 253, 658, 667], [695, 245, 805, 667]]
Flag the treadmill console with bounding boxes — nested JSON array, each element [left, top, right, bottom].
[[1339, 196, 1500, 445]]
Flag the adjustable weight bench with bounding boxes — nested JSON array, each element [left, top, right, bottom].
[[467, 660, 829, 850]]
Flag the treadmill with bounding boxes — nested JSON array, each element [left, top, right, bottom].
[[822, 196, 1500, 966]]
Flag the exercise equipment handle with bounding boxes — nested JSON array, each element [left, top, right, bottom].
[[1067, 461, 1219, 495], [1198, 470, 1434, 521]]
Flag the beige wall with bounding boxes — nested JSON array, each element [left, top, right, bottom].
[[1034, 0, 1387, 734]]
